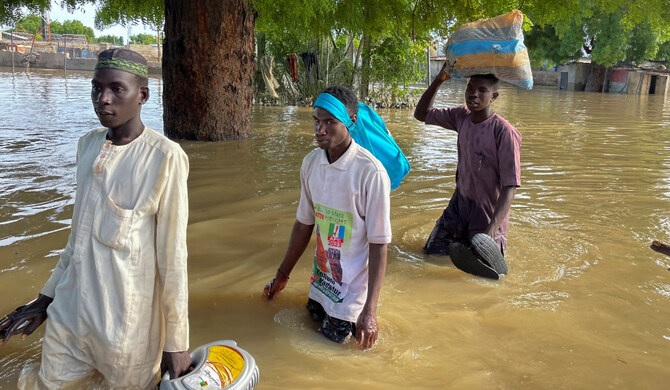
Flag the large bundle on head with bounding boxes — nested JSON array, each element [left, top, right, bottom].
[[444, 10, 532, 89]]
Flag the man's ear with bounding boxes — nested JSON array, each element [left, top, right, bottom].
[[492, 91, 499, 101], [140, 86, 150, 105], [351, 114, 357, 123]]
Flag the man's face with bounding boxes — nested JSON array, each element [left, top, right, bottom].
[[313, 107, 351, 152], [465, 77, 498, 112], [91, 68, 147, 130]]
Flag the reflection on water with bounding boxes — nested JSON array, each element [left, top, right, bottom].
[[1, 68, 670, 389]]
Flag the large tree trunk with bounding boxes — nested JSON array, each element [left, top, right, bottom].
[[163, 0, 256, 140], [359, 33, 372, 99]]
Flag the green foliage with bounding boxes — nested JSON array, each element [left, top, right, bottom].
[[0, 0, 49, 26], [255, 0, 334, 40], [587, 13, 628, 67], [130, 32, 159, 45], [525, 24, 583, 68], [14, 13, 43, 35], [626, 22, 660, 65], [5, 0, 670, 93], [525, 0, 670, 67], [368, 33, 425, 102], [254, 0, 467, 98], [1, 1, 165, 45], [656, 41, 670, 63], [10, 0, 163, 30], [95, 34, 124, 44], [10, 13, 94, 42], [93, 0, 163, 31], [51, 19, 95, 41], [254, 0, 335, 69]]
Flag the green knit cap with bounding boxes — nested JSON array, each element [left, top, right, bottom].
[[95, 48, 148, 78]]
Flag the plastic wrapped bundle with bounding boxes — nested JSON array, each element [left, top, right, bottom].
[[445, 10, 533, 89]]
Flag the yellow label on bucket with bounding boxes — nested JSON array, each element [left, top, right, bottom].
[[205, 345, 245, 386]]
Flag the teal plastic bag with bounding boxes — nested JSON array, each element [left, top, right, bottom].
[[352, 102, 410, 190]]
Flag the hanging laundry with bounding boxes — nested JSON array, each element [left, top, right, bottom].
[[300, 52, 321, 83], [287, 53, 299, 82], [259, 55, 280, 99]]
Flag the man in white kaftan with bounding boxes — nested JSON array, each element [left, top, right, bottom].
[[36, 126, 190, 388], [1, 48, 191, 389]]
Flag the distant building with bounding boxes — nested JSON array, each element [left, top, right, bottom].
[[558, 61, 669, 96]]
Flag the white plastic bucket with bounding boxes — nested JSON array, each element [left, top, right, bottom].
[[159, 340, 259, 390]]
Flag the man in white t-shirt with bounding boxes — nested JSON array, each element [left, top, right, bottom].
[[263, 86, 392, 349]]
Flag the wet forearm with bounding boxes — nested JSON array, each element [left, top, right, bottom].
[[489, 186, 516, 232], [277, 220, 314, 278], [414, 66, 450, 122], [363, 243, 388, 314]]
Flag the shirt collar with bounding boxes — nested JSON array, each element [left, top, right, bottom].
[[318, 138, 359, 170]]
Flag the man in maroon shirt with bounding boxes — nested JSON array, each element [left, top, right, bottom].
[[414, 64, 521, 278]]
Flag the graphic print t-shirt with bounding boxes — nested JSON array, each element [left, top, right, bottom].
[[311, 204, 353, 302], [296, 141, 392, 322]]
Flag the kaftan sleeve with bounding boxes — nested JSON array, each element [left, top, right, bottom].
[[425, 106, 470, 132], [495, 121, 522, 188], [41, 136, 85, 298], [40, 226, 76, 298], [155, 147, 190, 352]]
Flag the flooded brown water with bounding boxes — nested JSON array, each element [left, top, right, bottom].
[[1, 67, 669, 389]]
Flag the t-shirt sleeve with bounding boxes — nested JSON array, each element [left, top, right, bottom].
[[424, 106, 468, 131], [364, 168, 392, 244], [497, 124, 522, 188], [296, 155, 315, 225]]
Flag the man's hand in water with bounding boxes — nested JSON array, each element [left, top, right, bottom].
[[355, 308, 379, 349], [0, 294, 52, 345], [262, 269, 289, 300], [161, 351, 193, 379]]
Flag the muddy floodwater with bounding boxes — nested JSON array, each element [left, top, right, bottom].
[[1, 68, 669, 389]]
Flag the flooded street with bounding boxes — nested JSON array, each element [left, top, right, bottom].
[[1, 67, 669, 389]]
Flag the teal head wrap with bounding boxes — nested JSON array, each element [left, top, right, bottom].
[[313, 92, 410, 190], [313, 93, 356, 132]]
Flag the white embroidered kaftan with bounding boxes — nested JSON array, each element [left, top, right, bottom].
[[38, 127, 189, 388]]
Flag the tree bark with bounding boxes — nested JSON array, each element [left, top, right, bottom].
[[163, 0, 256, 141], [359, 33, 372, 99]]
